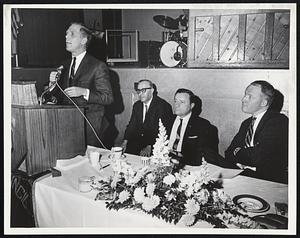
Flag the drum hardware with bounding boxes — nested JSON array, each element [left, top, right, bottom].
[[153, 15, 178, 30], [159, 41, 187, 68], [153, 14, 189, 67]]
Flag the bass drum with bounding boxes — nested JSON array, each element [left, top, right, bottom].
[[159, 41, 187, 67]]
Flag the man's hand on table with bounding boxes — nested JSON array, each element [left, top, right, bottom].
[[140, 145, 152, 157], [236, 163, 256, 171]]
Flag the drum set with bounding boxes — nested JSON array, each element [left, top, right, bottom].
[[153, 15, 188, 68]]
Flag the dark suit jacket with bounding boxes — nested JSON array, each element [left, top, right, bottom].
[[225, 110, 288, 183], [53, 53, 113, 147], [172, 114, 219, 166], [124, 95, 173, 155]]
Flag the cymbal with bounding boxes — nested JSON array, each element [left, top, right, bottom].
[[153, 15, 178, 30]]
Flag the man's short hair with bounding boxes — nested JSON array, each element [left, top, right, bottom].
[[175, 88, 195, 104], [137, 79, 154, 88], [71, 22, 92, 48], [250, 80, 275, 106]]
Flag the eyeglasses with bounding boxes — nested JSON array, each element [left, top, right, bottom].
[[136, 87, 151, 94]]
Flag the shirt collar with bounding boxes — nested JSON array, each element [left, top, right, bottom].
[[73, 51, 86, 62], [143, 96, 153, 108], [177, 111, 192, 122], [253, 109, 267, 121]]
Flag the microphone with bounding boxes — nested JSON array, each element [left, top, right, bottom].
[[49, 65, 64, 91], [39, 65, 64, 105], [54, 65, 64, 82]]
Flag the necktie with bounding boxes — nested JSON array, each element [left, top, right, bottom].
[[143, 104, 148, 122], [245, 117, 256, 147], [173, 119, 183, 151], [69, 57, 76, 86]]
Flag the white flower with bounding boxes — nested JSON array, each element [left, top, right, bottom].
[[146, 173, 155, 183], [193, 182, 202, 192], [146, 183, 156, 196], [184, 199, 200, 215], [163, 174, 176, 186], [116, 190, 131, 203], [142, 195, 160, 212], [195, 188, 209, 205], [133, 187, 145, 203], [216, 189, 230, 203], [185, 187, 194, 197], [111, 173, 121, 188], [164, 190, 176, 201], [179, 214, 195, 226]]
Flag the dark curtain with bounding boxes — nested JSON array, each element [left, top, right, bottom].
[[18, 9, 83, 67]]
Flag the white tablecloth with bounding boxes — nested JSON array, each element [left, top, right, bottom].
[[33, 146, 288, 228]]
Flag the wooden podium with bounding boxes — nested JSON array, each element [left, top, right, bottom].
[[11, 104, 86, 175]]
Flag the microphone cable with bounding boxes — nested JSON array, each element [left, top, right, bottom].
[[51, 69, 108, 150]]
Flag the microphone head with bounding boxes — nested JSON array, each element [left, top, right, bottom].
[[57, 65, 64, 74]]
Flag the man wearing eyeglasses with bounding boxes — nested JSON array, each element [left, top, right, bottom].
[[121, 79, 173, 156]]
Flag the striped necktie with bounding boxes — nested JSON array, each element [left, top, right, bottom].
[[69, 57, 76, 86], [173, 119, 183, 151], [245, 117, 256, 147]]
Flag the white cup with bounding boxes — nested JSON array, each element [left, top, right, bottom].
[[78, 176, 93, 193], [89, 151, 100, 167], [110, 146, 123, 160], [141, 156, 150, 166]]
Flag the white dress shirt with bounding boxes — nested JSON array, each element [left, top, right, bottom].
[[168, 112, 192, 152], [250, 110, 267, 146]]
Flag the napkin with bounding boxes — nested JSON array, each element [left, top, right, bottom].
[[185, 163, 243, 179], [208, 163, 243, 179], [55, 155, 88, 171]]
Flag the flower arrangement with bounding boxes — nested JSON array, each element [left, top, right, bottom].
[[151, 119, 171, 166], [94, 120, 262, 228], [95, 159, 261, 228]]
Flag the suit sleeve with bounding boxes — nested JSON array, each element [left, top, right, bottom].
[[88, 62, 113, 105], [226, 115, 288, 169], [224, 121, 247, 163], [208, 125, 219, 153], [124, 103, 139, 140], [159, 101, 174, 137]]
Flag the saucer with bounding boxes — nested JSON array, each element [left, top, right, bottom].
[[233, 194, 270, 213]]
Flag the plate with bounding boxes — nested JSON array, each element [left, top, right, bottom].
[[233, 194, 270, 213]]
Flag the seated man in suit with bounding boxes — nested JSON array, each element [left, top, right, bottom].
[[168, 88, 219, 166], [121, 79, 173, 156], [225, 81, 288, 183]]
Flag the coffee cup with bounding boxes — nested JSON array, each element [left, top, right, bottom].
[[78, 176, 93, 193], [89, 151, 100, 167], [110, 146, 123, 160], [141, 156, 151, 166]]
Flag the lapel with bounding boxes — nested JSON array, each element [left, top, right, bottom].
[[254, 110, 270, 140], [137, 101, 144, 125], [73, 53, 89, 84], [183, 115, 193, 141], [143, 96, 156, 124]]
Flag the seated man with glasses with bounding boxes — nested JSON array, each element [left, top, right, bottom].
[[121, 79, 173, 156]]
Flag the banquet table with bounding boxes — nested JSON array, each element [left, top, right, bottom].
[[33, 146, 288, 228]]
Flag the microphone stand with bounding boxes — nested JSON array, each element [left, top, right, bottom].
[[39, 67, 63, 105]]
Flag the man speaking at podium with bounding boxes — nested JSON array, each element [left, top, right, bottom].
[[48, 22, 113, 147]]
